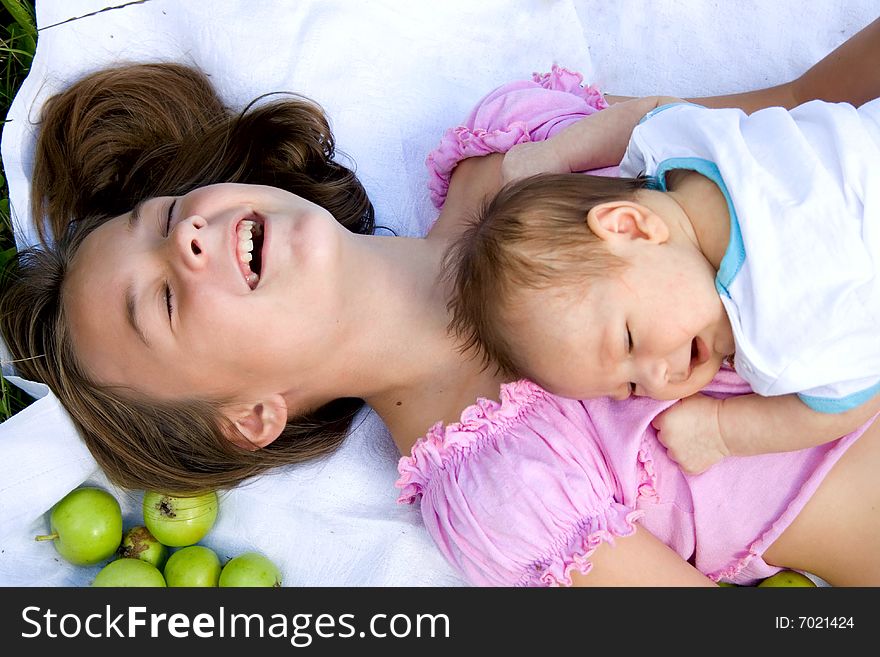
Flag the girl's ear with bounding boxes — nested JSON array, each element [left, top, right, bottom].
[[586, 201, 669, 244], [222, 394, 288, 451]]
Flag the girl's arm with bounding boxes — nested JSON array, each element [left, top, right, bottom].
[[569, 526, 718, 587], [428, 153, 504, 241], [505, 16, 880, 182], [692, 15, 880, 112], [653, 391, 880, 475]]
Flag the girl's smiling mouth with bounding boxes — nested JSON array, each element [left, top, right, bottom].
[[235, 216, 265, 289]]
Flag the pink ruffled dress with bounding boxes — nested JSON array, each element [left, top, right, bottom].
[[395, 68, 869, 587]]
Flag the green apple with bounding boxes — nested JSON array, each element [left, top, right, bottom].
[[757, 570, 817, 587], [93, 558, 166, 587], [219, 552, 282, 587], [119, 525, 168, 569], [142, 490, 218, 547], [164, 545, 221, 587], [35, 487, 123, 565], [717, 582, 739, 587]]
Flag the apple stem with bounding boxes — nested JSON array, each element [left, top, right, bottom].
[[34, 533, 58, 541]]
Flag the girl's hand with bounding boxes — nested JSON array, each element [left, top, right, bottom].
[[651, 394, 729, 475], [501, 140, 571, 185]]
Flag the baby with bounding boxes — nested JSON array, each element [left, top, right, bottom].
[[446, 93, 880, 474]]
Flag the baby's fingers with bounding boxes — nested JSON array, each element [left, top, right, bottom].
[[660, 438, 713, 475]]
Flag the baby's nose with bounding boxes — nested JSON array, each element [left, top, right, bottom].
[[643, 359, 670, 388]]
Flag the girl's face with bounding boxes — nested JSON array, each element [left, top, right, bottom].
[[65, 183, 350, 411]]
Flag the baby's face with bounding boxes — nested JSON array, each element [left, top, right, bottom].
[[509, 239, 735, 401]]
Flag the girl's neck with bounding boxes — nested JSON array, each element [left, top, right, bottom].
[[329, 232, 504, 453]]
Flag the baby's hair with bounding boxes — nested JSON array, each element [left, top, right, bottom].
[[1, 63, 373, 495], [445, 172, 652, 377]]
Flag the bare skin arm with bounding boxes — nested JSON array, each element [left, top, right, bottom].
[[605, 16, 880, 113], [653, 391, 880, 475], [501, 94, 682, 179], [430, 17, 880, 230], [426, 153, 503, 242], [507, 16, 880, 181], [693, 15, 880, 112], [718, 391, 880, 456]]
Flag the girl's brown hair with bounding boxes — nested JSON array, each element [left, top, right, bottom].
[[1, 63, 374, 494], [445, 172, 652, 377]]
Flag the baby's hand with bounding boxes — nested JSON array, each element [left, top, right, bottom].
[[651, 394, 729, 475], [501, 140, 570, 185]]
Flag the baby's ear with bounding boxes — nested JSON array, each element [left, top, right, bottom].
[[222, 395, 288, 451], [586, 201, 668, 244]]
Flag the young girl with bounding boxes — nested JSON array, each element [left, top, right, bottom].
[[446, 52, 880, 476], [3, 63, 375, 490], [2, 19, 880, 586]]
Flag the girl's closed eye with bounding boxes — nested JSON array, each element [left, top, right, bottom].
[[163, 198, 177, 322], [164, 198, 177, 236], [164, 284, 174, 321]]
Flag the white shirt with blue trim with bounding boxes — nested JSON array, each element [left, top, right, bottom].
[[619, 99, 880, 413]]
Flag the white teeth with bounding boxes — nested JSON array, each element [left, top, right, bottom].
[[237, 224, 255, 267], [236, 219, 263, 288]]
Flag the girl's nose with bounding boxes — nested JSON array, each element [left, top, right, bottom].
[[169, 215, 208, 272]]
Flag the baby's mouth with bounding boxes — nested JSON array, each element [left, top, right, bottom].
[[690, 336, 710, 372], [236, 217, 264, 289]]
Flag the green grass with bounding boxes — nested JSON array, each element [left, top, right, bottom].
[[1, 0, 36, 420]]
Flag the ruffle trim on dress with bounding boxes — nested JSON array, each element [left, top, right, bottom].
[[396, 379, 547, 504], [531, 64, 607, 105], [709, 545, 764, 585], [516, 505, 645, 587], [635, 435, 660, 503], [425, 65, 608, 208], [426, 122, 530, 208]]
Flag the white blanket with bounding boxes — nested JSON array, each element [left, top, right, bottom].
[[1, 0, 876, 586]]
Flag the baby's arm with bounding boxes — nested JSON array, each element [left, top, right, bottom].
[[718, 392, 880, 457], [500, 95, 681, 182], [654, 391, 880, 474]]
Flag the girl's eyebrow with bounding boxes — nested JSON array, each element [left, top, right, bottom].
[[122, 201, 152, 347], [128, 198, 148, 230], [125, 283, 151, 348]]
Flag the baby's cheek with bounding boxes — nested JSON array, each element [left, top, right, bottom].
[[688, 360, 723, 395], [539, 373, 604, 400]]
